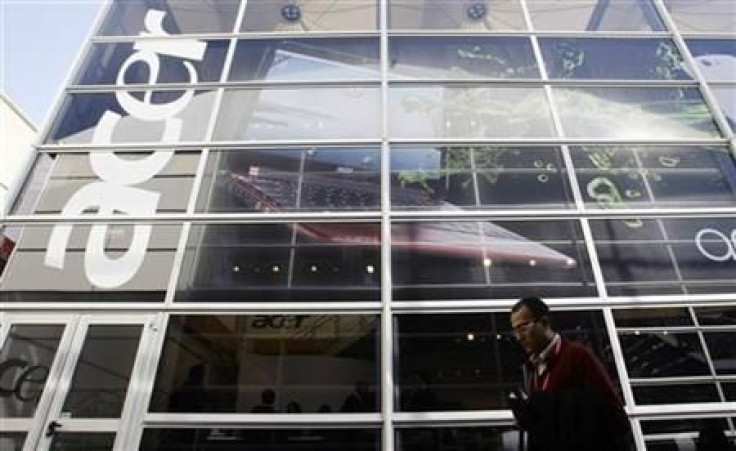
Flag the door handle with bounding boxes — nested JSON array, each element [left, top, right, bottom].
[[45, 420, 62, 437]]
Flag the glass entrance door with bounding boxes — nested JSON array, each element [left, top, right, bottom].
[[0, 314, 156, 451]]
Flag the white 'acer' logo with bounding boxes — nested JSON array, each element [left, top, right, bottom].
[[695, 228, 736, 262], [45, 10, 206, 288]]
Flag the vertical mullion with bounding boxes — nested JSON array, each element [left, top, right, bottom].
[[380, 0, 394, 449], [120, 312, 170, 449]]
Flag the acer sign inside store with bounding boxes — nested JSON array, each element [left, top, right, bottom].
[[45, 10, 205, 288]]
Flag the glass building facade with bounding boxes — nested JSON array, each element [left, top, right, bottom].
[[1, 0, 735, 449]]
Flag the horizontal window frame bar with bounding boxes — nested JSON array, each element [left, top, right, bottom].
[[87, 30, 678, 44], [6, 206, 736, 224], [34, 138, 730, 153], [63, 79, 704, 92], [629, 402, 736, 419], [2, 296, 735, 313], [143, 413, 382, 428], [630, 376, 736, 386], [619, 326, 736, 334]]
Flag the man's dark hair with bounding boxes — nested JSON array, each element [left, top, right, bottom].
[[511, 296, 550, 319]]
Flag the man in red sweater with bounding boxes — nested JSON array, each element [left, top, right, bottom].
[[509, 296, 632, 451]]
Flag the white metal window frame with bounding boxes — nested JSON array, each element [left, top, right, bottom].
[[1, 0, 735, 450]]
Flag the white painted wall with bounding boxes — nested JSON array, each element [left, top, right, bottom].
[[0, 92, 37, 216]]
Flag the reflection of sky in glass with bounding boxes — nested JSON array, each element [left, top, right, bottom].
[[663, 0, 736, 34], [527, 0, 664, 31], [48, 91, 216, 144], [682, 40, 736, 129], [555, 88, 721, 139], [389, 86, 555, 139], [264, 48, 380, 81], [540, 38, 690, 80], [215, 88, 380, 141], [388, 37, 539, 80]]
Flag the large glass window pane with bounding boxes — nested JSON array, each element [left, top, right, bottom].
[[46, 91, 216, 145], [49, 433, 115, 451], [633, 384, 721, 405], [642, 418, 736, 450], [176, 223, 381, 302], [554, 87, 721, 139], [388, 37, 538, 80], [685, 40, 736, 131], [571, 146, 736, 209], [527, 0, 664, 31], [0, 434, 25, 451], [197, 148, 381, 213], [149, 315, 380, 413], [0, 325, 65, 418], [710, 86, 736, 132], [74, 41, 229, 85], [99, 1, 240, 35], [694, 305, 736, 326], [229, 38, 379, 81], [723, 383, 736, 401], [391, 146, 573, 210], [24, 152, 199, 215], [389, 86, 555, 139], [1, 223, 181, 302], [397, 426, 520, 451], [642, 417, 732, 435], [591, 219, 679, 296], [614, 308, 693, 328], [663, 218, 736, 294], [540, 39, 689, 80], [686, 40, 736, 82], [619, 332, 710, 378], [140, 428, 380, 450], [394, 311, 615, 411], [389, 0, 526, 31], [242, 0, 377, 32], [591, 218, 736, 296], [702, 332, 736, 375], [663, 0, 736, 34], [62, 325, 142, 418], [214, 87, 381, 141], [392, 220, 594, 300]]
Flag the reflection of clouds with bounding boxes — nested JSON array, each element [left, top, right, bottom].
[[235, 88, 380, 140], [265, 48, 380, 81], [392, 87, 554, 138], [692, 54, 736, 81], [555, 89, 719, 139]]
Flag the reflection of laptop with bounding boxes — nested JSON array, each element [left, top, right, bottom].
[[225, 169, 576, 269]]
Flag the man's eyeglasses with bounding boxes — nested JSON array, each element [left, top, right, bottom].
[[511, 320, 537, 337]]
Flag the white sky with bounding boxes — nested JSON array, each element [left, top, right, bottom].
[[0, 0, 104, 126]]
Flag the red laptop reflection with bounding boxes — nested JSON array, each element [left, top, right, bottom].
[[224, 169, 576, 269]]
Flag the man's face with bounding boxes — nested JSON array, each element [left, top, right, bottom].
[[510, 305, 550, 355]]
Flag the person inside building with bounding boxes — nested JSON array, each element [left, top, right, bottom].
[[252, 388, 277, 413], [508, 296, 632, 451], [340, 380, 376, 412]]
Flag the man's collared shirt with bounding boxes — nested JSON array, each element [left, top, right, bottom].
[[530, 333, 561, 377]]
